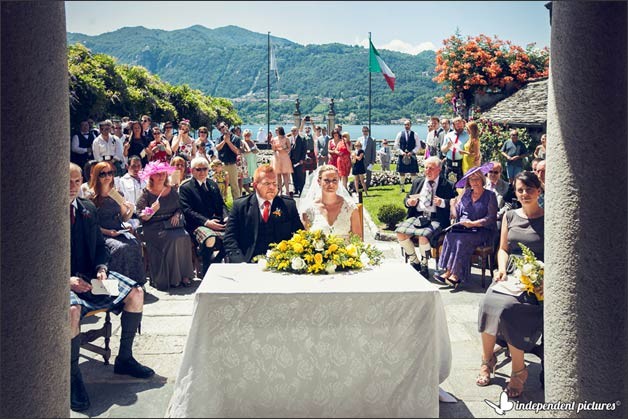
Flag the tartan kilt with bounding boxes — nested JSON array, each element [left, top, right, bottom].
[[70, 271, 138, 317], [395, 217, 442, 238], [193, 226, 223, 247]]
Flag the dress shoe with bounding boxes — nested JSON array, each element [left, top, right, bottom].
[[70, 372, 90, 412], [433, 273, 447, 284], [419, 263, 429, 278], [114, 356, 155, 379]]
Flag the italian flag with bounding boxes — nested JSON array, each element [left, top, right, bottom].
[[369, 40, 395, 91]]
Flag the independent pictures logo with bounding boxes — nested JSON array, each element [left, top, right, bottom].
[[485, 391, 621, 415]]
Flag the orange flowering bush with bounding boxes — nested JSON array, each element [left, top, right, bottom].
[[433, 32, 549, 112]]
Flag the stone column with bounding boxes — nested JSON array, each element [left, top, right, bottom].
[[327, 98, 336, 133], [293, 98, 301, 128], [1, 2, 70, 417], [546, 2, 627, 417]]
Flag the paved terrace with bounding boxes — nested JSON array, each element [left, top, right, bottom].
[[72, 206, 544, 418]]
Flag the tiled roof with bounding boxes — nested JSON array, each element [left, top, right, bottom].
[[483, 78, 548, 126]]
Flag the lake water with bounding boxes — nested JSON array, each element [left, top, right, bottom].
[[207, 124, 428, 146]]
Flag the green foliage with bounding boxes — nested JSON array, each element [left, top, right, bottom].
[[67, 26, 447, 124], [67, 43, 242, 129], [377, 203, 406, 230]]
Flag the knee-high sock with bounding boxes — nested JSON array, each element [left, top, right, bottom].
[[400, 238, 419, 264], [419, 242, 432, 262], [71, 335, 82, 377], [118, 311, 142, 361]]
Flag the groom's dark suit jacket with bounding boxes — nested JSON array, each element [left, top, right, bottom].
[[223, 193, 304, 263]]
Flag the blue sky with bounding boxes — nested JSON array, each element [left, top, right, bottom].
[[65, 1, 550, 54]]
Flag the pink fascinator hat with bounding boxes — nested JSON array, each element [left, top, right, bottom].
[[138, 161, 177, 181]]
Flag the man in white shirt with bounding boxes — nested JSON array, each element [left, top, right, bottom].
[[71, 120, 96, 173], [440, 117, 468, 183], [117, 156, 146, 217], [92, 119, 126, 175], [256, 127, 266, 144]]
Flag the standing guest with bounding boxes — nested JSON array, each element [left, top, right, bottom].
[[223, 165, 304, 263], [241, 129, 258, 195], [531, 157, 543, 173], [172, 119, 195, 161], [434, 164, 498, 289], [396, 156, 457, 277], [89, 161, 145, 286], [140, 115, 154, 144], [461, 120, 481, 174], [256, 127, 266, 144], [441, 116, 468, 184], [424, 120, 435, 155], [500, 129, 529, 184], [534, 134, 547, 160], [194, 126, 216, 160], [301, 121, 318, 175], [426, 116, 445, 159], [179, 157, 228, 276], [441, 118, 452, 134], [117, 156, 146, 218], [236, 150, 249, 196], [136, 161, 195, 291], [71, 119, 96, 175], [477, 171, 544, 398], [358, 126, 377, 188], [289, 126, 306, 196], [113, 120, 128, 144], [378, 139, 392, 171], [92, 119, 126, 176], [534, 160, 546, 208], [68, 163, 153, 412], [147, 126, 173, 163], [328, 129, 342, 169], [395, 119, 420, 192], [352, 140, 368, 196], [169, 156, 189, 190], [336, 132, 353, 192], [162, 121, 175, 145], [125, 120, 151, 167], [210, 159, 229, 200], [215, 121, 242, 200], [315, 126, 330, 166], [271, 126, 293, 196]]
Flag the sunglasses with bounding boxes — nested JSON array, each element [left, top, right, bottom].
[[98, 171, 114, 178], [194, 167, 209, 172], [488, 170, 500, 174], [199, 131, 208, 134]]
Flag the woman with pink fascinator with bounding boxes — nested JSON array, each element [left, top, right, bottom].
[[136, 161, 195, 291]]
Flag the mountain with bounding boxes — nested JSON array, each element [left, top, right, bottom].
[[67, 25, 445, 124]]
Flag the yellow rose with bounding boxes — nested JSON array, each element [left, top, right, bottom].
[[293, 243, 304, 253], [314, 253, 323, 265], [346, 244, 358, 258], [277, 241, 288, 252]]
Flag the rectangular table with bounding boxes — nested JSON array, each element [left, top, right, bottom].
[[167, 261, 451, 418]]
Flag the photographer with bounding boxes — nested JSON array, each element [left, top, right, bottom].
[[299, 115, 318, 175], [215, 121, 242, 199]]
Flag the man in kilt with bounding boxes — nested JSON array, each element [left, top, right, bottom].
[[69, 163, 154, 412], [395, 156, 457, 278]]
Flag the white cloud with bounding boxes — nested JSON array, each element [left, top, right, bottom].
[[355, 38, 436, 55]]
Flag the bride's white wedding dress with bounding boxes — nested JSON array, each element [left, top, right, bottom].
[[302, 198, 357, 240]]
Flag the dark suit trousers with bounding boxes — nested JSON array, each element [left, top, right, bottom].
[[292, 165, 305, 194]]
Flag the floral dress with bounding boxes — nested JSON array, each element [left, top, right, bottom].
[[336, 140, 352, 177]]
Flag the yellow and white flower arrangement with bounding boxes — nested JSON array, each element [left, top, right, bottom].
[[513, 243, 544, 302], [254, 229, 383, 275]]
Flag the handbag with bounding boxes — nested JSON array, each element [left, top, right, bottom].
[[162, 214, 186, 230]]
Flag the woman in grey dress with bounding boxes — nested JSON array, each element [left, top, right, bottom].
[[90, 161, 146, 285], [476, 171, 544, 398], [136, 161, 195, 291]]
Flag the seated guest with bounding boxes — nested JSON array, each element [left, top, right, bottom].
[[534, 160, 546, 208], [396, 156, 457, 278], [69, 163, 154, 412], [117, 156, 146, 218], [435, 163, 497, 289], [169, 155, 189, 190], [223, 164, 304, 263], [485, 161, 517, 226], [136, 161, 195, 291], [477, 171, 544, 398], [179, 157, 228, 276], [147, 125, 173, 163], [89, 161, 146, 286], [79, 159, 97, 199]]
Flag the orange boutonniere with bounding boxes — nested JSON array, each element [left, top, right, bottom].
[[272, 209, 282, 217]]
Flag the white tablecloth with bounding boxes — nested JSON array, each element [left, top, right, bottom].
[[166, 261, 451, 418]]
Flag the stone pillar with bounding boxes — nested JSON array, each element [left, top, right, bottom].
[[1, 2, 70, 417], [546, 2, 626, 417], [327, 98, 336, 133], [293, 98, 301, 128]]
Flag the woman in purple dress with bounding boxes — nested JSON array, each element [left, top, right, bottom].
[[435, 163, 498, 289]]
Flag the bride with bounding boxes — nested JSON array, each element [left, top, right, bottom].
[[298, 165, 363, 240]]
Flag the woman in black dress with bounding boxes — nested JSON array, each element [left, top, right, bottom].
[[351, 141, 368, 196]]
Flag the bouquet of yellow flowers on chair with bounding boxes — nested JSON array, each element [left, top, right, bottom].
[[255, 229, 383, 275], [512, 243, 544, 302]]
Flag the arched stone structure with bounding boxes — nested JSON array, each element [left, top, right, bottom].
[[546, 2, 627, 417], [1, 2, 70, 417]]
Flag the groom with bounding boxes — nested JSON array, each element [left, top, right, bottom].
[[223, 165, 304, 263]]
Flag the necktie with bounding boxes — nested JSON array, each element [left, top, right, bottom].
[[202, 182, 208, 192], [428, 181, 435, 206], [70, 204, 76, 225], [262, 200, 270, 223], [452, 134, 459, 160]]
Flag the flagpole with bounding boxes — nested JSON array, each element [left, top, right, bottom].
[[267, 32, 270, 140], [368, 32, 372, 138]]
